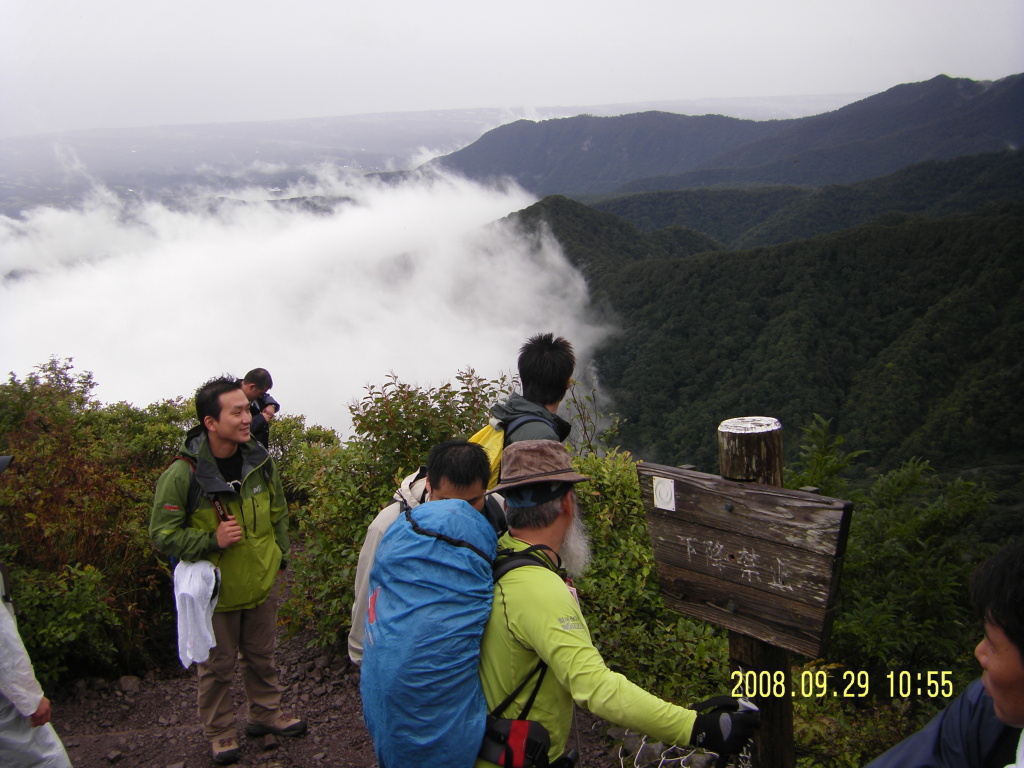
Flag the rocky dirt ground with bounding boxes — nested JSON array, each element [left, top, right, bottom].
[[50, 612, 630, 768]]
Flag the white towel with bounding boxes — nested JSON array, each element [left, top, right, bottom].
[[173, 560, 220, 668]]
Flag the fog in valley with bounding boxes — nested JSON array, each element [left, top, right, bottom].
[[0, 165, 610, 433]]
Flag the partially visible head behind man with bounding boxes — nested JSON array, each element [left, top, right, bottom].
[[243, 368, 274, 391], [518, 333, 575, 407], [196, 376, 245, 431], [971, 539, 1024, 727], [426, 439, 491, 511]]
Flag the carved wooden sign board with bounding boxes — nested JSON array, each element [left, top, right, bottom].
[[637, 463, 853, 658]]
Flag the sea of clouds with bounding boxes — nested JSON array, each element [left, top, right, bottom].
[[0, 165, 608, 435]]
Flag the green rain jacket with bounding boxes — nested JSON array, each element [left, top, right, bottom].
[[476, 534, 696, 766], [150, 425, 288, 612]]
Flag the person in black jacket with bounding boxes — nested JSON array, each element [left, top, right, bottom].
[[238, 368, 280, 448], [865, 539, 1024, 768], [490, 333, 575, 444]]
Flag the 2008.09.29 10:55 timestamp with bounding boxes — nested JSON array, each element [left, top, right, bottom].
[[729, 669, 955, 698]]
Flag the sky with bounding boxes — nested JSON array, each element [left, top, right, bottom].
[[2, 0, 1023, 139]]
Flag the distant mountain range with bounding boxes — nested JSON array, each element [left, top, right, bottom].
[[434, 74, 1024, 196], [0, 93, 860, 217]]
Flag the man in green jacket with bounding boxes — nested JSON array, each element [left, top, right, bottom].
[[477, 440, 760, 767], [150, 376, 304, 765]]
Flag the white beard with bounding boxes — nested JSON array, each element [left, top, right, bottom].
[[559, 508, 592, 579]]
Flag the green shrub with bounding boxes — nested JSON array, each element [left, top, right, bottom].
[[572, 449, 729, 705], [267, 413, 341, 504], [784, 415, 997, 762], [830, 458, 993, 683], [6, 558, 122, 686], [0, 359, 174, 678], [784, 414, 866, 498], [791, 662, 915, 768], [283, 369, 512, 646]]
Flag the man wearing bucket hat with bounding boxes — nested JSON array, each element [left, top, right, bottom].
[[475, 440, 761, 768]]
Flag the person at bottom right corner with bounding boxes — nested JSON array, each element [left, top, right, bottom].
[[865, 538, 1024, 768]]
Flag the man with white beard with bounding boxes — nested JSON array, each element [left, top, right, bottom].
[[476, 440, 760, 768]]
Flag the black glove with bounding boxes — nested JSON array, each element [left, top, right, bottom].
[[690, 696, 761, 755]]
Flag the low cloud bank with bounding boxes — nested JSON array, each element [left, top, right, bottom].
[[0, 167, 608, 434]]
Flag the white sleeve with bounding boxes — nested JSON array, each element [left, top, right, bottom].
[[348, 502, 402, 664], [0, 605, 44, 718]]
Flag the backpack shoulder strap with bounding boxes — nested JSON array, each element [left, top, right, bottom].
[[503, 414, 550, 444], [489, 658, 548, 720], [170, 455, 228, 523], [493, 544, 563, 582], [489, 547, 561, 720]]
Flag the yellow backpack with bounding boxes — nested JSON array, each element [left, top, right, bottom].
[[469, 415, 548, 489]]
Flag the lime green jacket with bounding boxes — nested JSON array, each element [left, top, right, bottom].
[[149, 425, 288, 612], [476, 534, 696, 766]]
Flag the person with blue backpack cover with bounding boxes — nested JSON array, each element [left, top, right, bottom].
[[359, 443, 496, 768]]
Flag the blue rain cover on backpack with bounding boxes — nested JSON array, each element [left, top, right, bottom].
[[360, 498, 498, 768]]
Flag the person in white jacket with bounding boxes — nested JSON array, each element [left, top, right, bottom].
[[347, 440, 493, 665], [0, 455, 72, 768]]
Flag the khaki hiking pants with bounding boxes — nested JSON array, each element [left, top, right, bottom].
[[197, 579, 283, 739]]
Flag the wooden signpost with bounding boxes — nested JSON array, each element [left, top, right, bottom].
[[636, 417, 853, 768]]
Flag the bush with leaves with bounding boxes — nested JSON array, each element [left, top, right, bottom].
[[284, 369, 513, 645], [0, 359, 190, 682], [266, 412, 340, 504], [2, 552, 123, 685], [830, 458, 993, 682], [783, 415, 998, 764], [572, 449, 728, 705]]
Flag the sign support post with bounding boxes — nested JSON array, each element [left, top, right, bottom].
[[719, 417, 792, 768]]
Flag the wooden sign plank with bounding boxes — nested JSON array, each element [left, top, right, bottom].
[[637, 462, 853, 658]]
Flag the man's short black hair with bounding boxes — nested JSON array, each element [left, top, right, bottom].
[[196, 376, 243, 432], [970, 539, 1024, 655], [243, 368, 274, 390], [518, 333, 575, 407], [426, 440, 490, 491]]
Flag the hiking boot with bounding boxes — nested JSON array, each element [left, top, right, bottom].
[[211, 736, 240, 765], [245, 713, 307, 738]]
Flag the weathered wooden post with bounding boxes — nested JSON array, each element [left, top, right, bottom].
[[718, 417, 791, 768], [636, 416, 852, 768]]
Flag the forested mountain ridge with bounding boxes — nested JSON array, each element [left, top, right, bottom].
[[432, 111, 788, 196], [591, 150, 1024, 248], [507, 196, 1024, 484], [436, 74, 1023, 196], [651, 73, 1024, 189]]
